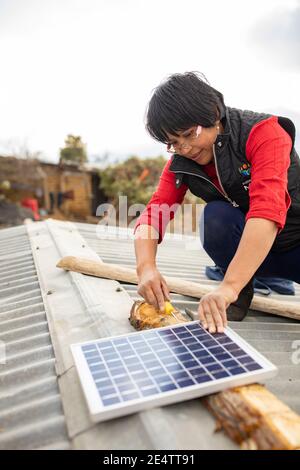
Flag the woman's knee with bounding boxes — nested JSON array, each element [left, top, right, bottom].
[[200, 201, 245, 251]]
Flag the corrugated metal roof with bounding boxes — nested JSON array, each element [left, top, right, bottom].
[[0, 225, 70, 450], [1, 219, 299, 449], [76, 222, 300, 415]]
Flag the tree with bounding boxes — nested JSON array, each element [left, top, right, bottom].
[[98, 154, 204, 233], [59, 134, 87, 165], [99, 155, 166, 207]]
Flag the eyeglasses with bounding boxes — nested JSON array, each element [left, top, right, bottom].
[[166, 125, 202, 153]]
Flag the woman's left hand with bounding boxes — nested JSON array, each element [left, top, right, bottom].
[[198, 284, 238, 334]]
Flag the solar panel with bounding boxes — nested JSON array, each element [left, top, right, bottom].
[[71, 321, 277, 423]]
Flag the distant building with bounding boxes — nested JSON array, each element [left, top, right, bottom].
[[0, 156, 107, 221]]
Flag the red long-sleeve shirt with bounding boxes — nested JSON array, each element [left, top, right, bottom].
[[134, 116, 292, 243]]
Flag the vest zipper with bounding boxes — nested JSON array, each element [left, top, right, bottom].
[[174, 170, 227, 200], [212, 144, 239, 207], [173, 155, 239, 207]]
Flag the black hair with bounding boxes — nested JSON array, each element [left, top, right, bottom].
[[145, 71, 226, 144]]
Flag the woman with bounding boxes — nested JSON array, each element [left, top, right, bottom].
[[134, 71, 300, 334]]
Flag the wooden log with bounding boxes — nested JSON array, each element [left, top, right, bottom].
[[57, 256, 300, 321], [129, 300, 188, 330], [129, 300, 300, 450], [204, 384, 300, 450]]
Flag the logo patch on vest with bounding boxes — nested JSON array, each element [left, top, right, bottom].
[[238, 163, 251, 191], [238, 162, 251, 176]]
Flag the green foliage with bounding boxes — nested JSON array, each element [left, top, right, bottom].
[[99, 155, 167, 206], [59, 134, 87, 164]]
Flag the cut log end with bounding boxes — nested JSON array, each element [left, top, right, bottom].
[[129, 300, 188, 330], [204, 384, 300, 450]]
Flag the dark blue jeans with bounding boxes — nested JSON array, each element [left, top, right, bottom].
[[200, 201, 300, 284]]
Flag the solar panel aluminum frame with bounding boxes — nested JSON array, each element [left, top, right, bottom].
[[71, 321, 278, 423]]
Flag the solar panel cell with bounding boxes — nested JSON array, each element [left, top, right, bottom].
[[238, 355, 253, 364], [189, 367, 206, 377], [206, 363, 223, 372], [172, 371, 190, 381], [159, 383, 177, 392], [214, 352, 231, 361], [177, 379, 195, 387], [195, 374, 213, 383], [222, 359, 239, 368], [245, 362, 262, 371], [199, 356, 216, 365], [141, 387, 159, 397], [212, 371, 230, 379], [102, 397, 120, 406], [154, 375, 172, 385], [122, 392, 140, 401]]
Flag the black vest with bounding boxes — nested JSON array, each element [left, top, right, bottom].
[[169, 107, 300, 253]]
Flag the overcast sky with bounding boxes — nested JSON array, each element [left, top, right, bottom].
[[0, 0, 299, 163]]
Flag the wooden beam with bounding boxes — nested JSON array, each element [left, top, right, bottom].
[[56, 256, 300, 321]]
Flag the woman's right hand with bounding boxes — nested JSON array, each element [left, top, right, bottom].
[[137, 265, 170, 312]]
